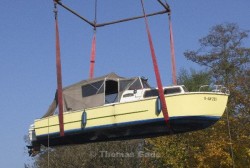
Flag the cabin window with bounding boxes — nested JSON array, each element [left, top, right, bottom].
[[123, 93, 134, 98], [164, 87, 181, 94], [105, 80, 118, 104], [142, 79, 150, 88], [129, 79, 142, 90], [96, 83, 104, 94], [119, 79, 133, 92], [144, 87, 182, 98], [82, 81, 103, 97], [144, 89, 159, 98]]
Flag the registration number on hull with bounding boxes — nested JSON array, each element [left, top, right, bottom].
[[204, 97, 217, 101]]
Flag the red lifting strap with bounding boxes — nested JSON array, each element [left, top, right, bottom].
[[140, 0, 169, 123], [89, 32, 96, 79], [54, 1, 64, 136], [168, 13, 177, 85]]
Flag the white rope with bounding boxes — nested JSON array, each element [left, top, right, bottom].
[[47, 117, 50, 168], [226, 107, 235, 168]]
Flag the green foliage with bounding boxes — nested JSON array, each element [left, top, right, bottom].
[[184, 23, 250, 86], [177, 68, 211, 91], [184, 23, 250, 117], [144, 117, 236, 168], [27, 139, 146, 168]]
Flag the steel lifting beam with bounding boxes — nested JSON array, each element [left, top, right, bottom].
[[54, 0, 171, 28], [97, 10, 167, 27], [157, 0, 171, 12]]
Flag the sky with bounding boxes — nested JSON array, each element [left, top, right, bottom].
[[0, 0, 249, 167]]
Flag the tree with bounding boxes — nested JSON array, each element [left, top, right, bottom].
[[177, 68, 211, 91], [184, 23, 250, 87], [184, 23, 250, 118], [144, 23, 250, 167], [26, 139, 145, 168]]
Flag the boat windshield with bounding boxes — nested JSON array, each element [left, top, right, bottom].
[[142, 78, 151, 88], [182, 86, 188, 92], [128, 78, 142, 90]]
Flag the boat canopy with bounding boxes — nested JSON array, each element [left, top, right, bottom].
[[42, 73, 151, 118]]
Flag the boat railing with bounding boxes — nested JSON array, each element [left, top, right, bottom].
[[199, 85, 210, 92], [199, 85, 230, 94]]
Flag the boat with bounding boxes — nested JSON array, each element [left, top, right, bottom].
[[28, 73, 229, 153]]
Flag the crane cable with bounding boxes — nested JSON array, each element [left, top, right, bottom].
[[168, 12, 177, 85], [89, 0, 97, 79], [140, 0, 169, 124], [54, 0, 64, 137], [89, 32, 96, 79]]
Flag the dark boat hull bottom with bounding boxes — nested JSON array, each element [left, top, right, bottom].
[[31, 116, 219, 149]]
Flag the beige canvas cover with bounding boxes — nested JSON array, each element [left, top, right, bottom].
[[42, 73, 149, 118]]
